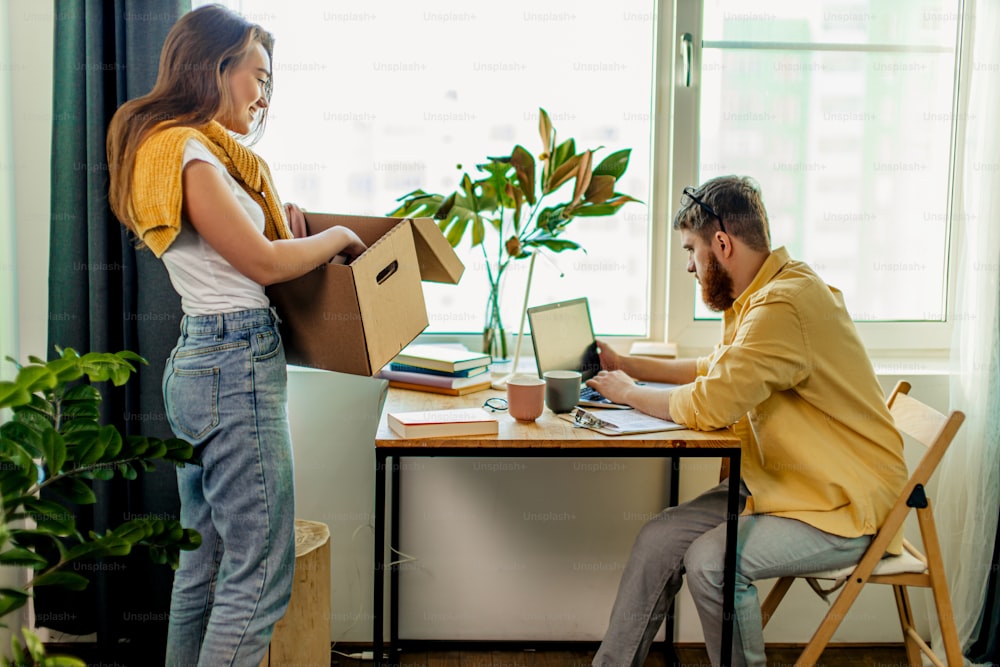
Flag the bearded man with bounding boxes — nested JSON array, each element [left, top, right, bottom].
[[587, 176, 907, 667]]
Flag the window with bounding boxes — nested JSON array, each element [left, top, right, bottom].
[[198, 1, 965, 354], [201, 0, 655, 337], [668, 0, 962, 350]]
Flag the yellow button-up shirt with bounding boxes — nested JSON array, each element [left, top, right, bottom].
[[668, 247, 907, 552]]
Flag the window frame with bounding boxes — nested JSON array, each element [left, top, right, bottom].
[[658, 0, 964, 358]]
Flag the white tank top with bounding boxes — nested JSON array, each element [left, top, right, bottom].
[[160, 139, 270, 315]]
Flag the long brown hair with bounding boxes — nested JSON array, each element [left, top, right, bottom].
[[107, 4, 274, 232]]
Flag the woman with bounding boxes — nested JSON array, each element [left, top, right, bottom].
[[106, 5, 363, 665]]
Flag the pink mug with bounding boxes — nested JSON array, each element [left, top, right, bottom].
[[506, 375, 545, 421]]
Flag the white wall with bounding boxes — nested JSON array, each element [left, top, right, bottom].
[[8, 0, 52, 363], [4, 0, 53, 650]]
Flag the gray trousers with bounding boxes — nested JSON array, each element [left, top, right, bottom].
[[593, 480, 871, 667]]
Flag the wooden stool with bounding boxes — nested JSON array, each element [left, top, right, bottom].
[[259, 519, 331, 667]]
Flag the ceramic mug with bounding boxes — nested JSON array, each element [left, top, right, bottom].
[[506, 375, 545, 421], [543, 370, 582, 413]]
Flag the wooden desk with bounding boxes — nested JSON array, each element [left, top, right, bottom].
[[374, 388, 742, 666]]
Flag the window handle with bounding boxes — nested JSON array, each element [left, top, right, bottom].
[[680, 32, 693, 87]]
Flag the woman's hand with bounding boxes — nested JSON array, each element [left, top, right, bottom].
[[284, 202, 308, 238], [330, 226, 367, 262]]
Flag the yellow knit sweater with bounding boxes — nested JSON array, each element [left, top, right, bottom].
[[130, 121, 291, 257]]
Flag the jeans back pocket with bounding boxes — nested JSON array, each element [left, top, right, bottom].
[[165, 366, 221, 441]]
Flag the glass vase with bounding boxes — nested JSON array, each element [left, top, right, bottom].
[[482, 278, 508, 360]]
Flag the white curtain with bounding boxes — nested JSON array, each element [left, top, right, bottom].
[[929, 0, 1000, 663]]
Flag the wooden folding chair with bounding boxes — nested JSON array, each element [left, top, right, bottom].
[[759, 380, 966, 667]]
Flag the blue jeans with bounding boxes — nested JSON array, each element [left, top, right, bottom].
[[163, 308, 295, 667], [593, 481, 872, 667]]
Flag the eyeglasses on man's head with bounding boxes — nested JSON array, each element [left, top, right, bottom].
[[682, 186, 726, 235]]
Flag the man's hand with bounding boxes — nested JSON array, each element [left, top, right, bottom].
[[284, 202, 308, 239], [586, 369, 638, 406], [595, 340, 626, 371]]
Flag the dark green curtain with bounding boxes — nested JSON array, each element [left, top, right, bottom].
[[46, 0, 188, 662]]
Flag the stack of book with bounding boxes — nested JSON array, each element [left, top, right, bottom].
[[379, 344, 492, 395]]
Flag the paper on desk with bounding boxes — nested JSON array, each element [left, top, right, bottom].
[[559, 407, 686, 435]]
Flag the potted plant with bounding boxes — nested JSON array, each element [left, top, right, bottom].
[[389, 108, 640, 359], [0, 348, 200, 666]]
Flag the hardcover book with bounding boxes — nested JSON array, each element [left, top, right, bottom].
[[387, 407, 499, 438], [392, 344, 491, 373]]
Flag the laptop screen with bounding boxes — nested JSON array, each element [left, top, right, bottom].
[[527, 298, 602, 381]]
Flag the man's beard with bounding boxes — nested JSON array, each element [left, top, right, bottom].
[[700, 252, 736, 312]]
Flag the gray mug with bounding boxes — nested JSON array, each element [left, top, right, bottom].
[[543, 370, 582, 413]]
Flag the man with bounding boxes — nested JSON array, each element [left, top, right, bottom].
[[587, 176, 908, 667]]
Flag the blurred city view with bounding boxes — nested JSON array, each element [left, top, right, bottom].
[[205, 0, 959, 334]]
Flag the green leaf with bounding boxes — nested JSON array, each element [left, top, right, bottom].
[[31, 571, 90, 591], [46, 358, 83, 384], [42, 654, 89, 666], [0, 382, 31, 410], [592, 148, 632, 180], [0, 547, 48, 569], [22, 628, 45, 662], [14, 366, 57, 394], [0, 590, 29, 618], [74, 424, 115, 465], [62, 385, 100, 402], [97, 426, 123, 461], [22, 498, 75, 535], [0, 422, 42, 458], [49, 477, 96, 505], [118, 462, 137, 481], [115, 351, 147, 366], [40, 429, 67, 475]]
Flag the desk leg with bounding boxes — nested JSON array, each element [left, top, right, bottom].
[[721, 450, 741, 667], [390, 456, 401, 648], [374, 452, 387, 667]]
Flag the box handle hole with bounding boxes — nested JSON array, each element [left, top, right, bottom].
[[376, 260, 398, 285]]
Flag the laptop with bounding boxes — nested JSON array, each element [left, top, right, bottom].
[[527, 297, 631, 409]]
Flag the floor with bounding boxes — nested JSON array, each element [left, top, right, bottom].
[[332, 645, 909, 667]]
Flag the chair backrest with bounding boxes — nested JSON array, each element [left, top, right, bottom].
[[856, 381, 965, 561], [886, 380, 965, 490]]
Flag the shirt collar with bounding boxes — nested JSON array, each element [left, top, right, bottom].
[[731, 246, 791, 315]]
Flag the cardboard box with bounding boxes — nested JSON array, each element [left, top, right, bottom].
[[266, 214, 464, 376]]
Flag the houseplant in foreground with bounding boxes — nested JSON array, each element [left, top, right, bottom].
[[390, 108, 640, 359], [0, 348, 200, 666]]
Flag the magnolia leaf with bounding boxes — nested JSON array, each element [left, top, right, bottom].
[[31, 571, 90, 591], [98, 425, 123, 461], [544, 154, 582, 195], [571, 150, 594, 209], [510, 145, 536, 206], [1, 422, 42, 458], [538, 108, 554, 157], [551, 138, 576, 174], [584, 174, 616, 205], [592, 148, 632, 180], [525, 238, 583, 253], [572, 202, 621, 217]]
